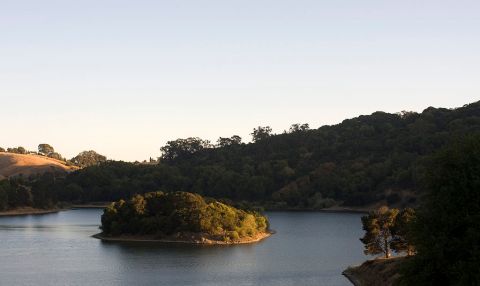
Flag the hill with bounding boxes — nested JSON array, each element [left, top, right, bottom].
[[5, 100, 480, 210], [0, 153, 77, 178]]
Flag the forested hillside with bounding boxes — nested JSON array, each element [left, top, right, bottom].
[[2, 101, 479, 210]]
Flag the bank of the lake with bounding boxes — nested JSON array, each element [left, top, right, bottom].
[[0, 207, 65, 216], [0, 204, 372, 217], [93, 231, 272, 245], [343, 257, 407, 286]]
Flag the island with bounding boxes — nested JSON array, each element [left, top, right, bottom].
[[94, 191, 272, 245]]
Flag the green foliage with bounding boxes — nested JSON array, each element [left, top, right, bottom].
[[7, 101, 480, 210], [289, 123, 310, 133], [0, 179, 39, 210], [399, 135, 480, 286], [217, 135, 242, 147], [38, 144, 55, 156], [7, 147, 27, 154], [71, 150, 107, 168], [160, 137, 211, 162], [360, 206, 400, 258], [101, 192, 269, 240], [0, 147, 5, 152], [0, 182, 9, 211], [251, 126, 272, 142], [391, 208, 416, 256]]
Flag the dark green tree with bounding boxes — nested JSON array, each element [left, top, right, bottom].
[[160, 138, 211, 161], [217, 135, 242, 147], [251, 126, 272, 142], [391, 207, 416, 256], [8, 147, 27, 154], [71, 150, 107, 168], [0, 183, 9, 211], [38, 144, 55, 155], [400, 136, 480, 285], [49, 152, 64, 161], [289, 123, 310, 133]]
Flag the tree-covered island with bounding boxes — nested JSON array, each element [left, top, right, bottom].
[[95, 191, 271, 244]]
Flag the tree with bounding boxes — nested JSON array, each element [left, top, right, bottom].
[[0, 184, 9, 211], [49, 152, 64, 161], [251, 126, 272, 142], [38, 144, 55, 156], [160, 138, 211, 161], [289, 123, 310, 133], [100, 191, 269, 241], [7, 147, 27, 154], [400, 136, 480, 285], [217, 135, 242, 147], [0, 147, 5, 152], [391, 208, 416, 256], [360, 206, 399, 258], [71, 150, 107, 168]]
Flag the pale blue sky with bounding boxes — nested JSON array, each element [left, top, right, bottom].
[[1, 0, 479, 161]]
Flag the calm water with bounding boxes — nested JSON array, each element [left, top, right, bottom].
[[0, 209, 366, 286]]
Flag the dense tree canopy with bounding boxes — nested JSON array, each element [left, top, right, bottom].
[[289, 123, 310, 133], [160, 137, 212, 162], [7, 147, 27, 154], [101, 191, 269, 242], [0, 174, 58, 211], [70, 150, 107, 168], [3, 101, 480, 211], [251, 126, 273, 142], [38, 144, 55, 156], [217, 135, 242, 147], [391, 208, 416, 256], [360, 206, 399, 258], [400, 135, 480, 285]]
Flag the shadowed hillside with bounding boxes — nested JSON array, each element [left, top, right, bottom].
[[43, 101, 480, 209]]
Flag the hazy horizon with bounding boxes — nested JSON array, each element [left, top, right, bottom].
[[1, 0, 479, 161]]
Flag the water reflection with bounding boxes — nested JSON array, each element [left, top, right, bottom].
[[0, 209, 366, 286]]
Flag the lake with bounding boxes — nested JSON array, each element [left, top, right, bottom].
[[0, 209, 367, 286]]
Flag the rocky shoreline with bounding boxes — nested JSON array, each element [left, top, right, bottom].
[[0, 207, 66, 217], [342, 257, 407, 286], [93, 231, 273, 245]]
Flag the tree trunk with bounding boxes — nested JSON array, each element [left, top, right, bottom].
[[384, 235, 391, 259], [407, 245, 414, 256]]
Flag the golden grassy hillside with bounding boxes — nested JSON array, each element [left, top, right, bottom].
[[0, 153, 78, 178]]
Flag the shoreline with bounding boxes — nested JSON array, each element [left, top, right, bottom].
[[0, 205, 368, 217], [0, 207, 67, 217], [71, 204, 110, 209], [342, 257, 406, 286], [93, 231, 273, 245], [342, 266, 363, 286], [265, 207, 370, 214]]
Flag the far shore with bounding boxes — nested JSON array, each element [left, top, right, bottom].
[[0, 202, 110, 217], [93, 231, 273, 245], [71, 203, 110, 208], [0, 207, 67, 217], [265, 206, 370, 213], [0, 204, 370, 217]]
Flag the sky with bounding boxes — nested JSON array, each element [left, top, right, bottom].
[[1, 0, 479, 161]]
